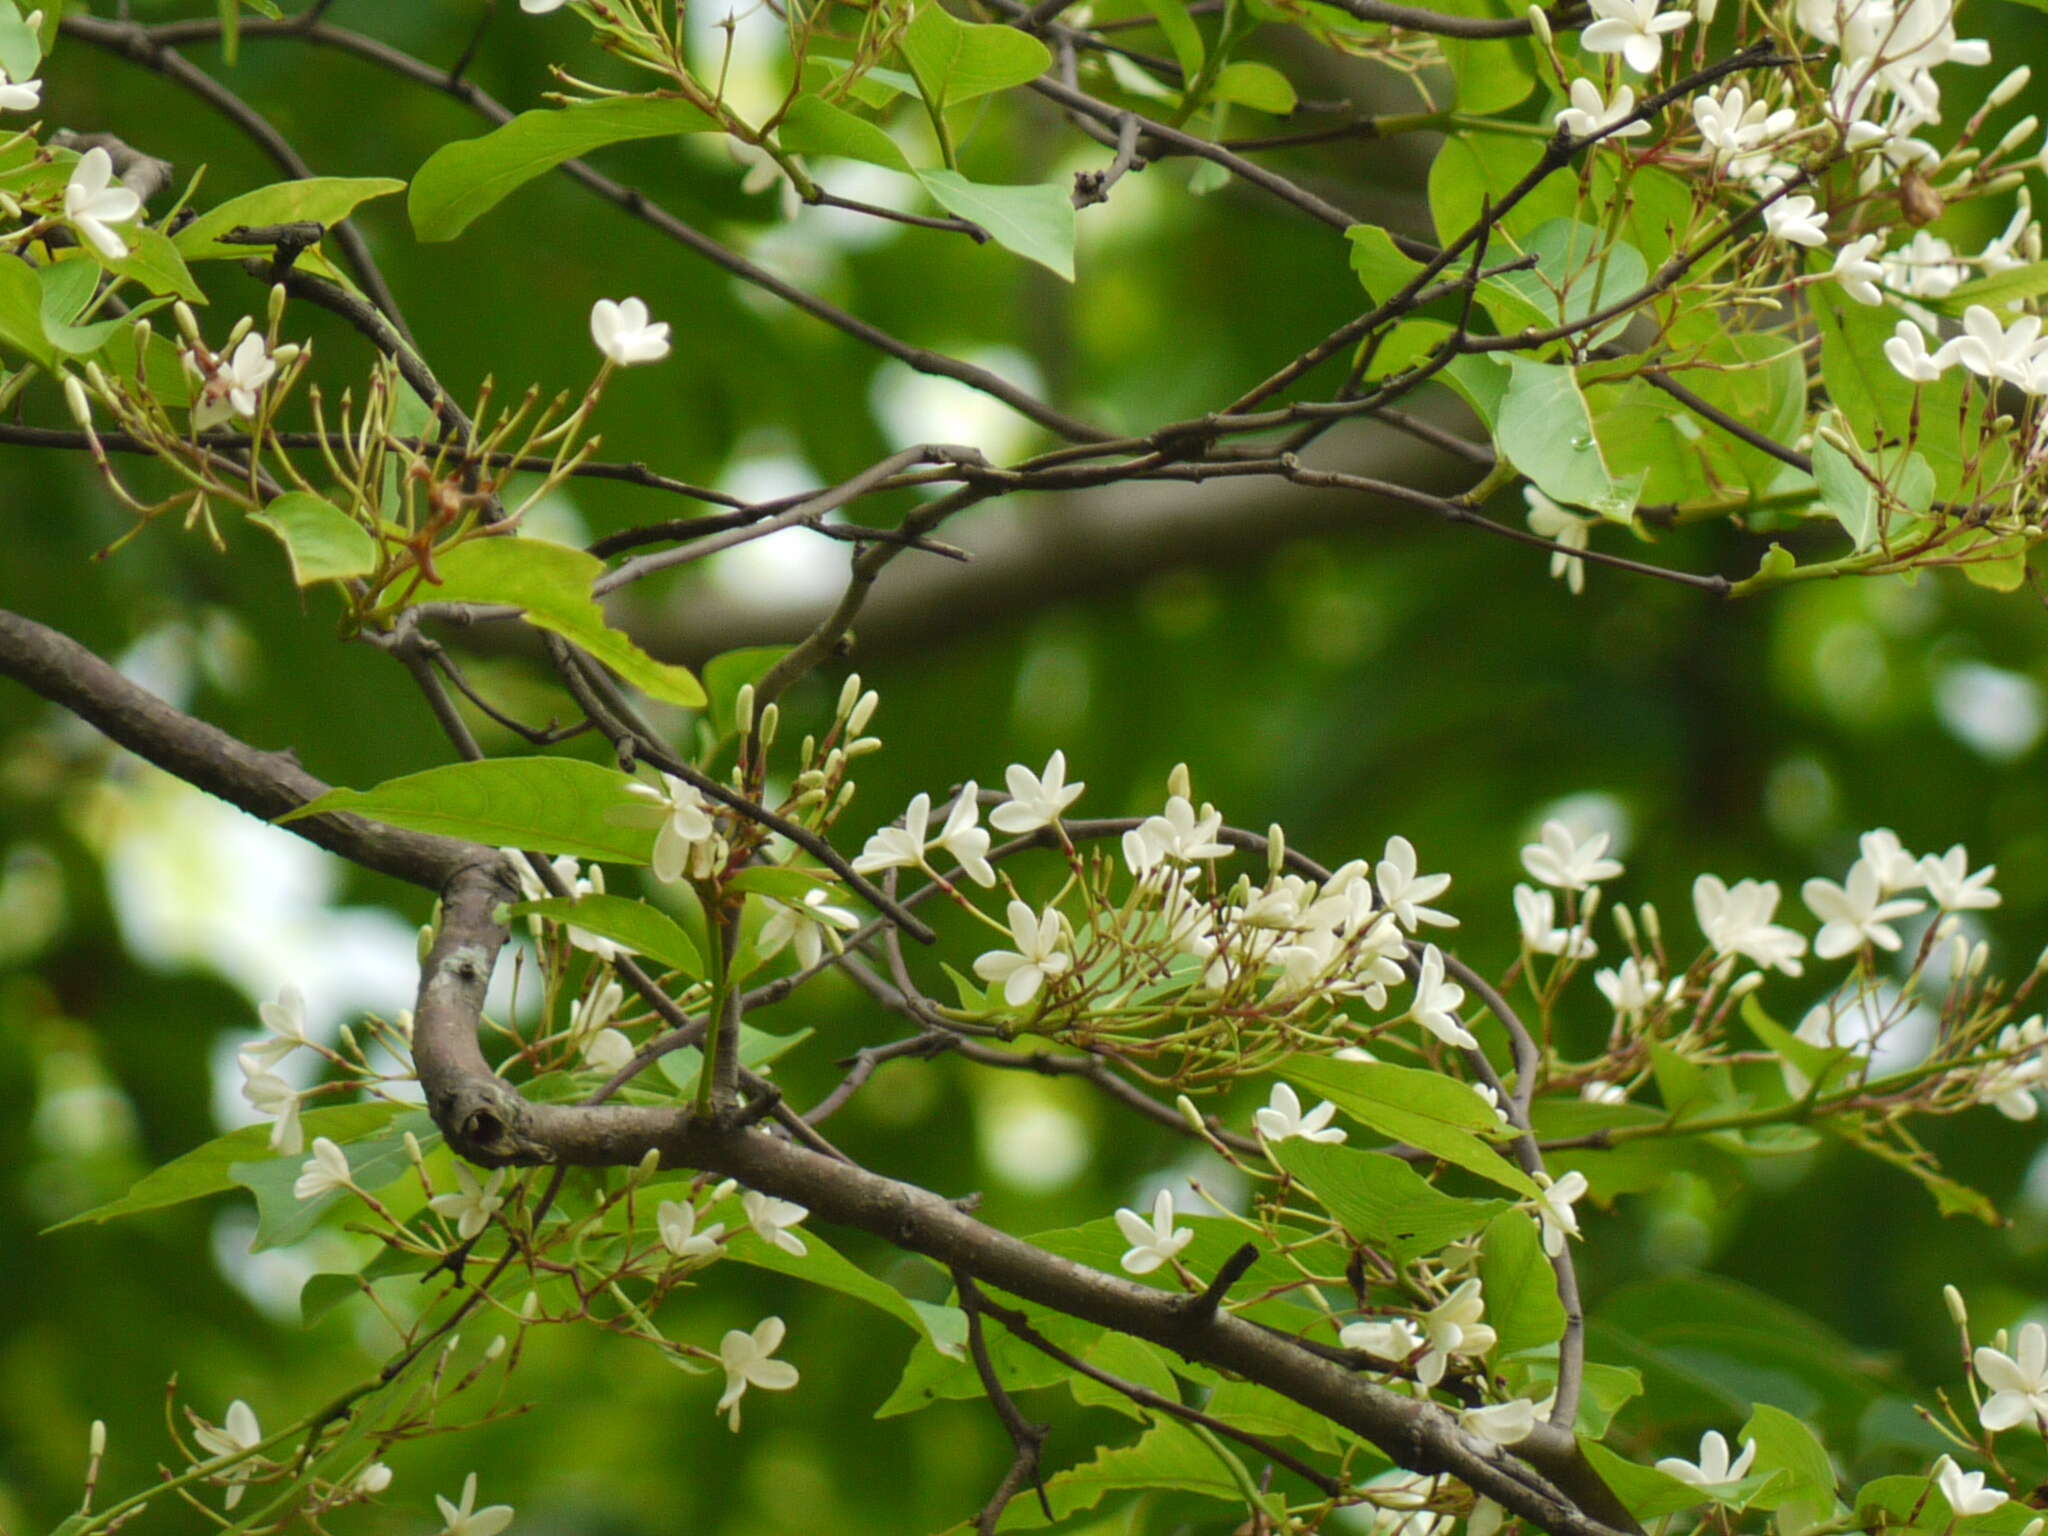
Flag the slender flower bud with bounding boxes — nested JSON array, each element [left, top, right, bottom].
[[1167, 762, 1192, 800], [759, 702, 779, 750], [1528, 2, 1555, 45], [1970, 941, 1991, 978], [734, 682, 756, 738], [83, 361, 110, 396], [636, 1147, 663, 1182], [837, 673, 861, 720], [267, 283, 287, 330], [1612, 904, 1638, 948], [1945, 1284, 1969, 1326], [404, 1131, 424, 1166], [1990, 67, 2033, 109], [418, 923, 435, 963], [1640, 903, 1661, 948], [131, 318, 152, 356], [1982, 171, 2028, 196], [173, 301, 202, 345], [485, 1334, 507, 1360], [845, 736, 883, 758], [89, 1420, 106, 1458], [521, 1290, 541, 1318], [1998, 116, 2041, 157], [847, 689, 879, 735], [63, 374, 92, 428], [823, 748, 845, 779], [1947, 933, 1970, 978], [1816, 425, 1854, 454], [338, 1024, 356, 1055], [226, 314, 254, 350], [1726, 971, 1766, 1000], [1175, 1094, 1207, 1132], [270, 343, 304, 367], [832, 782, 857, 815], [1268, 823, 1286, 877]]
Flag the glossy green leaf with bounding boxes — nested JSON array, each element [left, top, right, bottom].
[[1479, 220, 1647, 348], [1211, 61, 1297, 114], [176, 176, 408, 260], [233, 1111, 441, 1251], [1497, 359, 1640, 523], [725, 1221, 949, 1341], [901, 4, 1052, 109], [503, 893, 705, 977], [283, 757, 656, 863], [1578, 1437, 1716, 1520], [1282, 1058, 1540, 1196], [1071, 1334, 1181, 1420], [916, 170, 1076, 280], [43, 1103, 406, 1232], [0, 254, 55, 368], [1812, 436, 1877, 551], [1741, 1403, 1838, 1534], [727, 865, 836, 902], [776, 97, 913, 172], [1427, 135, 1573, 249], [1001, 1421, 1254, 1528], [419, 538, 706, 707], [0, 0, 42, 82], [1347, 223, 1426, 302], [1269, 1138, 1506, 1260], [1479, 1208, 1565, 1356], [104, 228, 206, 304], [655, 1024, 814, 1096], [248, 493, 378, 586], [410, 98, 721, 242]]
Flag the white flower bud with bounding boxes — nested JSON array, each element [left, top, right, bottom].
[[1998, 116, 2041, 157], [636, 1146, 663, 1182], [759, 702, 779, 749], [1167, 762, 1192, 800], [1982, 170, 2028, 196], [1175, 1093, 1206, 1131], [1936, 914, 1963, 942], [1816, 424, 1854, 454], [823, 748, 845, 779], [837, 673, 861, 719], [268, 283, 288, 330], [1612, 904, 1638, 948], [711, 1178, 738, 1201], [485, 1334, 507, 1360], [1268, 824, 1286, 877], [130, 317, 152, 355], [1970, 941, 1991, 978], [404, 1131, 424, 1165], [844, 735, 882, 757], [226, 314, 255, 350], [1945, 1283, 1969, 1326], [1640, 902, 1661, 948], [1726, 971, 1766, 1000], [89, 1420, 106, 1458], [1948, 933, 1971, 977], [521, 1290, 541, 1318], [847, 689, 879, 735], [418, 923, 435, 963], [832, 781, 857, 815], [734, 683, 755, 737], [1528, 2, 1555, 44], [395, 1009, 414, 1041], [62, 373, 92, 428], [173, 301, 201, 344], [1990, 66, 2032, 109], [269, 342, 304, 367]]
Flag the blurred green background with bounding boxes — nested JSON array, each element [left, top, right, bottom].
[[7, 2, 2048, 1531]]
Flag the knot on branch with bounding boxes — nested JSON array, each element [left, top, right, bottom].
[[432, 1075, 560, 1165]]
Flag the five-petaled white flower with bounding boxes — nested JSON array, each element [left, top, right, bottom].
[[244, 981, 313, 1072], [1126, 795, 1233, 874], [854, 792, 934, 875], [1376, 836, 1457, 930], [1884, 319, 1953, 383], [989, 750, 1086, 834], [1525, 486, 1596, 593], [206, 334, 278, 427], [1831, 234, 1886, 305], [1116, 1189, 1194, 1275], [1409, 944, 1476, 1049], [1514, 883, 1596, 958], [1595, 956, 1676, 1023], [1415, 1279, 1498, 1387], [1254, 1082, 1346, 1144], [1692, 84, 1796, 177], [1580, 0, 1691, 72], [193, 1400, 263, 1509], [743, 1189, 810, 1256], [1693, 874, 1807, 976], [1530, 1169, 1589, 1256], [65, 146, 143, 261], [1948, 305, 2048, 391], [1921, 845, 2000, 911], [972, 899, 1072, 1007], [1340, 1314, 1423, 1361], [293, 1137, 353, 1202], [757, 886, 860, 969], [657, 1198, 726, 1261], [717, 1316, 800, 1430], [590, 296, 671, 366], [239, 1062, 303, 1155], [0, 67, 41, 113], [1803, 859, 1926, 959], [617, 773, 720, 883], [430, 1164, 508, 1240], [1462, 1398, 1539, 1444], [1656, 1429, 1757, 1488], [1975, 1322, 2048, 1431], [1762, 194, 1829, 247], [1934, 1456, 2008, 1516], [1553, 78, 1653, 142], [433, 1472, 514, 1536], [1521, 820, 1624, 890], [935, 785, 997, 886], [1860, 829, 1925, 892]]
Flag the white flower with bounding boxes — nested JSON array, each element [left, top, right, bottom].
[[1340, 1315, 1423, 1361], [1524, 486, 1595, 593], [1514, 884, 1595, 958], [972, 899, 1072, 1007], [1884, 319, 1953, 382], [1530, 1169, 1589, 1256], [244, 981, 313, 1071], [589, 296, 671, 366], [239, 1063, 303, 1155], [1803, 859, 1926, 959], [1692, 85, 1797, 177], [293, 1138, 353, 1202], [353, 1462, 394, 1495], [1415, 1279, 1497, 1387], [582, 1027, 635, 1074], [433, 1472, 514, 1536], [989, 750, 1086, 833], [1473, 1082, 1512, 1125], [1762, 193, 1828, 247], [717, 1317, 800, 1430], [193, 1400, 263, 1509], [1978, 1018, 2048, 1121], [657, 1198, 726, 1261], [1693, 875, 1807, 976], [742, 1190, 810, 1256], [1116, 1189, 1194, 1275], [1409, 944, 1476, 1049], [429, 1164, 508, 1240], [1921, 846, 2000, 911], [853, 793, 933, 875], [192, 332, 279, 430], [1376, 836, 1457, 930], [1521, 819, 1623, 890], [1581, 1079, 1628, 1104], [1554, 78, 1652, 141], [65, 147, 143, 261], [1860, 829, 1924, 892], [1580, 0, 1691, 71], [1128, 796, 1233, 872], [1832, 234, 1886, 304], [1462, 1398, 1539, 1444], [0, 68, 41, 113], [1656, 1429, 1758, 1488], [757, 886, 860, 969], [1934, 1456, 2009, 1516], [1254, 1082, 1346, 1143], [1975, 1322, 2048, 1431], [1948, 304, 2048, 391], [1594, 956, 1675, 1023], [935, 785, 997, 886], [616, 773, 720, 883]]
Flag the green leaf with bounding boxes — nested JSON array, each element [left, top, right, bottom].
[[1811, 436, 1876, 551], [176, 176, 408, 260], [410, 98, 721, 242], [880, 1295, 1099, 1416], [776, 97, 913, 172], [1742, 995, 1855, 1099], [655, 1023, 813, 1096], [1660, 333, 1809, 496], [503, 893, 705, 977], [901, 4, 1052, 109], [915, 170, 1076, 280], [727, 865, 836, 902], [1285, 1056, 1541, 1196], [1741, 1403, 1838, 1535], [282, 757, 656, 864], [1201, 1379, 1344, 1452], [1071, 1334, 1181, 1420], [248, 493, 378, 586], [44, 1103, 406, 1232], [0, 0, 43, 82], [725, 1223, 950, 1342], [1578, 1437, 1716, 1520], [418, 538, 707, 708], [1959, 529, 2031, 591], [702, 644, 794, 737], [233, 1111, 441, 1251], [1347, 224, 1426, 302], [36, 257, 167, 358], [103, 228, 206, 304], [1427, 135, 1573, 249], [1497, 359, 1640, 523], [1931, 259, 2048, 314], [1480, 1208, 1565, 1356], [998, 1422, 1250, 1528], [0, 254, 55, 368], [1478, 220, 1647, 349], [1211, 61, 1297, 114], [1269, 1138, 1506, 1260]]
